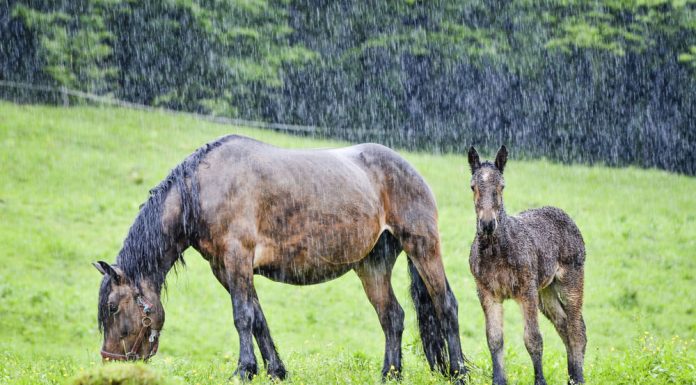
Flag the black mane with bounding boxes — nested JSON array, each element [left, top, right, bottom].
[[98, 134, 236, 332]]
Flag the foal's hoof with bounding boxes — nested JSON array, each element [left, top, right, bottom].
[[233, 363, 258, 381]]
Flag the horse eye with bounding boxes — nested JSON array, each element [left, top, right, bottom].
[[470, 185, 475, 191], [109, 303, 118, 313]]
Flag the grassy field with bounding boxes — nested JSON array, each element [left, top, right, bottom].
[[1, 101, 695, 385]]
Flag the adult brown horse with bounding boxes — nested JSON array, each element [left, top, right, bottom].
[[93, 135, 467, 382]]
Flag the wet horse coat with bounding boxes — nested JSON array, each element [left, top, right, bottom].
[[193, 142, 392, 283], [95, 135, 467, 382], [467, 146, 586, 385]]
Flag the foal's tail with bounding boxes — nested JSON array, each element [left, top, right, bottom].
[[408, 257, 448, 373]]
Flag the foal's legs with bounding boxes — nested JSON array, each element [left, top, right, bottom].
[[401, 233, 467, 381], [221, 240, 258, 380], [354, 233, 405, 380], [519, 290, 547, 385], [478, 288, 506, 385], [539, 276, 586, 384], [557, 269, 586, 384], [539, 282, 569, 347]]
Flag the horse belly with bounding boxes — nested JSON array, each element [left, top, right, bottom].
[[253, 260, 355, 285], [252, 242, 361, 285], [252, 215, 382, 285]]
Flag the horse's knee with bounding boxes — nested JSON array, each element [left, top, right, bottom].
[[524, 328, 543, 354], [379, 300, 405, 336], [486, 325, 504, 352], [232, 301, 254, 330], [568, 317, 587, 350], [390, 302, 405, 334]]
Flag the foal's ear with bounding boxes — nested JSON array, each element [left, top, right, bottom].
[[468, 146, 481, 174], [495, 145, 508, 174], [93, 261, 124, 285]]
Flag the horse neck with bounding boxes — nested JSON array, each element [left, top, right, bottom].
[[116, 192, 190, 293]]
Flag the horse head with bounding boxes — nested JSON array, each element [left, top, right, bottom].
[[94, 261, 163, 361], [468, 145, 507, 237]]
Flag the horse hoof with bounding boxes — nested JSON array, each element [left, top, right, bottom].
[[233, 363, 258, 381], [451, 374, 469, 385], [449, 366, 469, 385], [268, 363, 287, 381], [381, 366, 402, 382]]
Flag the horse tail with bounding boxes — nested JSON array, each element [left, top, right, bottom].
[[408, 257, 448, 373]]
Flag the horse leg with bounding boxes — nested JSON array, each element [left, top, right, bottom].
[[251, 288, 287, 380], [557, 269, 586, 384], [354, 233, 404, 381], [221, 240, 258, 380], [401, 234, 467, 382], [478, 288, 507, 385], [539, 281, 577, 384], [209, 261, 285, 380], [519, 289, 547, 385]]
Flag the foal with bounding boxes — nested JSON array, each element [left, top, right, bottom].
[[467, 146, 586, 385]]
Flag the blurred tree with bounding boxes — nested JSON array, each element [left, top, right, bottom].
[[0, 0, 694, 173]]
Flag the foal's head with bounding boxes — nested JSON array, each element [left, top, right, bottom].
[[467, 146, 508, 237], [94, 261, 164, 361]]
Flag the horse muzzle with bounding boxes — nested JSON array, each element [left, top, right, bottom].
[[101, 328, 160, 362], [479, 218, 497, 235]]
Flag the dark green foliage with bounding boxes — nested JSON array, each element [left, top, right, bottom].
[[1, 0, 694, 173]]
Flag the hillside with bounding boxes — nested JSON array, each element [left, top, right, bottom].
[[0, 102, 695, 384]]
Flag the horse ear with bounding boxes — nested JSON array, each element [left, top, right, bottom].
[[93, 261, 124, 285], [468, 146, 481, 174], [93, 261, 108, 275], [495, 145, 508, 174]]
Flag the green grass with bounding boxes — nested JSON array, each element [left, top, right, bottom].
[[1, 101, 695, 385]]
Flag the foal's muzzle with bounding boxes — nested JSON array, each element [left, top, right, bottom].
[[479, 218, 497, 235]]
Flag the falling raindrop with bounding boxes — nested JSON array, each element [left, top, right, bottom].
[[0, 1, 694, 174]]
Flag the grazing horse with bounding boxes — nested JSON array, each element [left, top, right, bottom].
[[93, 135, 468, 382], [467, 146, 586, 385]]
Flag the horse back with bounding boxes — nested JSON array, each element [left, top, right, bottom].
[[517, 206, 585, 268]]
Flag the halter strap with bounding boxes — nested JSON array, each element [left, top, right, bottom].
[[101, 295, 160, 361]]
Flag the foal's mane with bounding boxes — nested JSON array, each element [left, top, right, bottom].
[[98, 134, 236, 331], [477, 161, 497, 171]]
